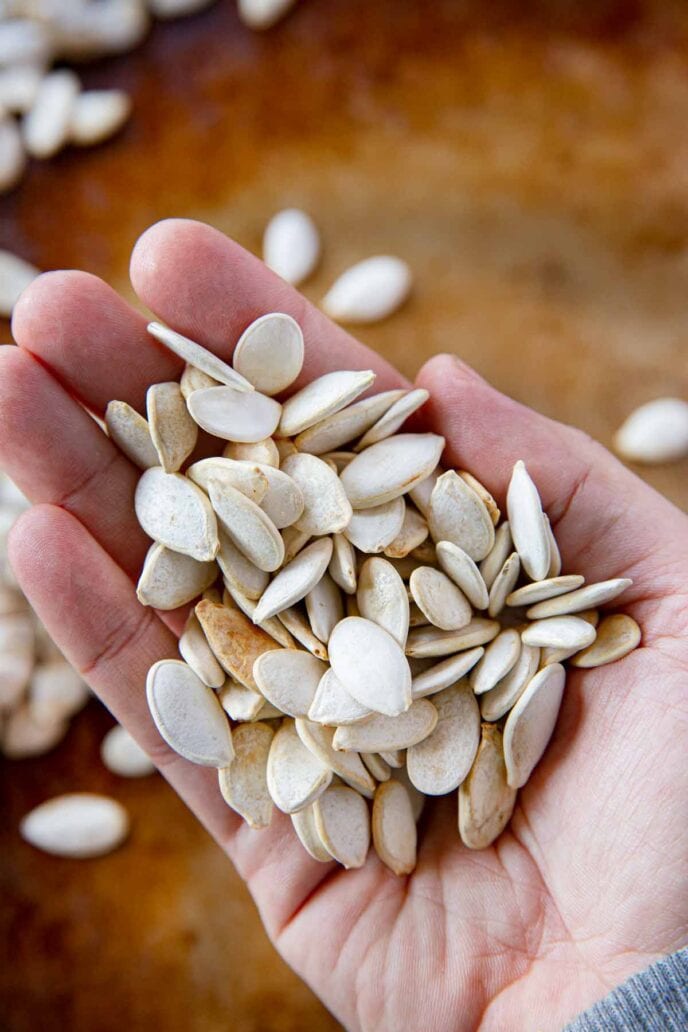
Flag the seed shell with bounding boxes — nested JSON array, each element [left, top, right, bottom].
[[101, 726, 155, 778], [506, 460, 550, 581], [147, 322, 253, 392], [253, 648, 327, 718], [459, 724, 516, 849], [479, 521, 513, 591], [307, 668, 372, 726], [487, 552, 521, 618], [187, 457, 268, 504], [195, 600, 278, 691], [263, 208, 320, 285], [435, 541, 489, 610], [295, 719, 376, 797], [218, 722, 274, 829], [295, 390, 406, 455], [329, 533, 357, 594], [277, 606, 329, 660], [146, 659, 234, 768], [232, 313, 304, 395], [322, 256, 412, 324], [406, 618, 500, 658], [570, 614, 641, 668], [281, 453, 353, 536], [470, 628, 522, 695], [522, 616, 597, 650], [409, 566, 473, 632], [355, 388, 429, 450], [135, 542, 217, 609], [525, 578, 633, 619], [105, 400, 158, 470], [333, 700, 438, 753], [20, 794, 129, 859], [291, 805, 332, 862], [406, 681, 480, 796], [179, 611, 226, 689], [313, 785, 370, 869], [503, 663, 566, 788], [357, 557, 410, 647], [341, 434, 445, 510], [344, 497, 406, 553], [372, 780, 417, 875], [480, 644, 540, 722], [329, 616, 412, 716], [135, 467, 219, 562], [253, 538, 333, 623], [384, 505, 429, 559], [279, 370, 376, 438], [147, 381, 198, 473], [428, 471, 495, 562], [411, 646, 485, 699], [305, 572, 344, 644], [208, 479, 284, 573], [217, 529, 269, 600], [223, 438, 280, 467], [506, 575, 585, 608], [187, 385, 281, 443]]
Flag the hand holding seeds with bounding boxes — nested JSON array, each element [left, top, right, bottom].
[[2, 219, 687, 1031]]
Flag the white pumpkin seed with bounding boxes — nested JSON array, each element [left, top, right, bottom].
[[408, 467, 441, 517], [506, 575, 585, 608], [305, 572, 344, 643], [295, 390, 406, 455], [522, 616, 596, 650], [333, 699, 438, 753], [407, 682, 480, 795], [223, 438, 280, 467], [506, 460, 550, 581], [207, 478, 284, 573], [384, 505, 429, 559], [329, 532, 357, 594], [570, 614, 641, 668], [2, 702, 67, 758], [525, 578, 633, 619], [253, 648, 327, 718], [147, 381, 198, 473], [406, 618, 500, 658], [262, 207, 320, 283], [281, 452, 352, 535], [291, 804, 332, 862], [411, 646, 485, 699], [458, 724, 516, 849], [372, 779, 416, 875], [409, 566, 472, 632], [218, 679, 264, 721], [480, 644, 540, 721], [0, 65, 42, 114], [469, 628, 522, 695], [544, 514, 562, 577], [277, 606, 329, 660], [282, 525, 312, 565], [479, 521, 513, 591], [276, 438, 298, 462], [105, 400, 158, 470], [487, 552, 521, 618], [217, 529, 269, 600], [253, 538, 332, 623], [313, 784, 370, 868], [380, 750, 404, 769], [147, 322, 253, 392], [329, 615, 411, 716], [146, 659, 233, 768], [503, 663, 566, 788], [136, 541, 216, 611], [355, 389, 429, 450], [322, 256, 412, 324], [23, 69, 79, 159], [135, 467, 219, 562], [435, 540, 489, 610], [196, 599, 278, 690], [0, 247, 39, 317], [28, 660, 89, 726], [0, 20, 52, 67], [20, 794, 129, 858], [459, 471, 500, 526], [307, 668, 372, 726], [244, 463, 303, 529], [187, 457, 268, 504], [187, 385, 281, 443], [218, 722, 274, 829], [390, 764, 425, 822], [428, 470, 495, 562], [266, 718, 332, 814], [539, 610, 599, 665], [179, 611, 225, 689], [279, 369, 376, 437], [357, 556, 409, 647], [0, 116, 25, 196], [614, 397, 688, 464], [70, 88, 131, 145], [361, 753, 391, 782], [344, 497, 405, 553], [233, 313, 304, 395], [341, 434, 445, 510], [101, 725, 155, 778], [222, 580, 295, 648], [295, 718, 376, 796]]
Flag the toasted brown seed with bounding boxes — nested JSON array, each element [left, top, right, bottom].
[[218, 722, 274, 829], [195, 600, 278, 691]]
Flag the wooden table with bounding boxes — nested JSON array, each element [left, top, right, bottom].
[[2, 2, 687, 1029]]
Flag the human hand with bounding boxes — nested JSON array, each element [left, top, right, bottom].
[[1, 219, 686, 1032]]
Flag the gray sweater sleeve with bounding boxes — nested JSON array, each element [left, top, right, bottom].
[[564, 947, 688, 1031]]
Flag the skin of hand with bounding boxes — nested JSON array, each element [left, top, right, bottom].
[[0, 219, 686, 1032]]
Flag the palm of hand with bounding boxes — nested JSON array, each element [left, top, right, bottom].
[[1, 219, 686, 1032]]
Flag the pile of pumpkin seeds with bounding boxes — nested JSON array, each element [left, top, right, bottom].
[[111, 314, 640, 874]]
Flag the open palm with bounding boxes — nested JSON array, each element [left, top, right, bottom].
[[1, 220, 686, 1032]]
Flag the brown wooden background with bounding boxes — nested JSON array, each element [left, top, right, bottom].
[[2, 2, 688, 1029]]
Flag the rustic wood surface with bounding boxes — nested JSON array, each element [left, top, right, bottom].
[[1, 1, 687, 1029]]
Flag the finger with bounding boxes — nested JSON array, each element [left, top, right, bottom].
[[130, 218, 407, 392], [0, 346, 148, 580], [8, 504, 335, 934], [415, 354, 684, 601], [11, 270, 180, 415]]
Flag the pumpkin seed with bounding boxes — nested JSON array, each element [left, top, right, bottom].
[[333, 699, 438, 753], [147, 381, 198, 473], [281, 453, 352, 535], [179, 611, 225, 689], [544, 515, 562, 577], [266, 718, 332, 814], [295, 718, 375, 797], [277, 606, 329, 660], [135, 467, 219, 561], [207, 478, 284, 573], [540, 610, 599, 666], [217, 529, 269, 600], [291, 805, 332, 862], [253, 648, 327, 718], [522, 616, 597, 650], [305, 572, 344, 643], [233, 313, 304, 396], [222, 581, 295, 648], [218, 679, 264, 721], [406, 618, 500, 658], [435, 540, 489, 610], [614, 397, 688, 464], [329, 533, 357, 594], [307, 668, 372, 726], [459, 471, 500, 526], [408, 467, 441, 518], [458, 724, 516, 849], [411, 646, 485, 699], [322, 256, 412, 324], [23, 69, 79, 159], [428, 471, 495, 562], [329, 615, 412, 716], [105, 400, 158, 470], [218, 722, 274, 829], [147, 322, 253, 392], [70, 88, 131, 145], [390, 764, 425, 822], [135, 542, 216, 610], [409, 566, 472, 632], [407, 682, 480, 795], [187, 385, 281, 443], [570, 614, 641, 668], [253, 538, 332, 623], [28, 660, 88, 726], [480, 644, 540, 721], [0, 116, 25, 196], [262, 207, 320, 284], [223, 438, 280, 468], [187, 457, 268, 504], [372, 779, 416, 875], [469, 628, 522, 695], [479, 521, 513, 591], [2, 702, 67, 758], [295, 390, 406, 455], [341, 434, 445, 510], [195, 600, 277, 691], [20, 794, 129, 859], [362, 753, 391, 782], [356, 556, 410, 648], [355, 388, 429, 450], [344, 497, 405, 553], [384, 505, 429, 559], [506, 575, 585, 608], [146, 659, 233, 768], [525, 578, 633, 619], [282, 526, 312, 565], [503, 663, 566, 788], [279, 369, 376, 437], [487, 552, 521, 618], [380, 750, 404, 769], [101, 725, 155, 778], [180, 363, 219, 399], [0, 65, 41, 114], [313, 785, 370, 869], [506, 460, 550, 581]]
